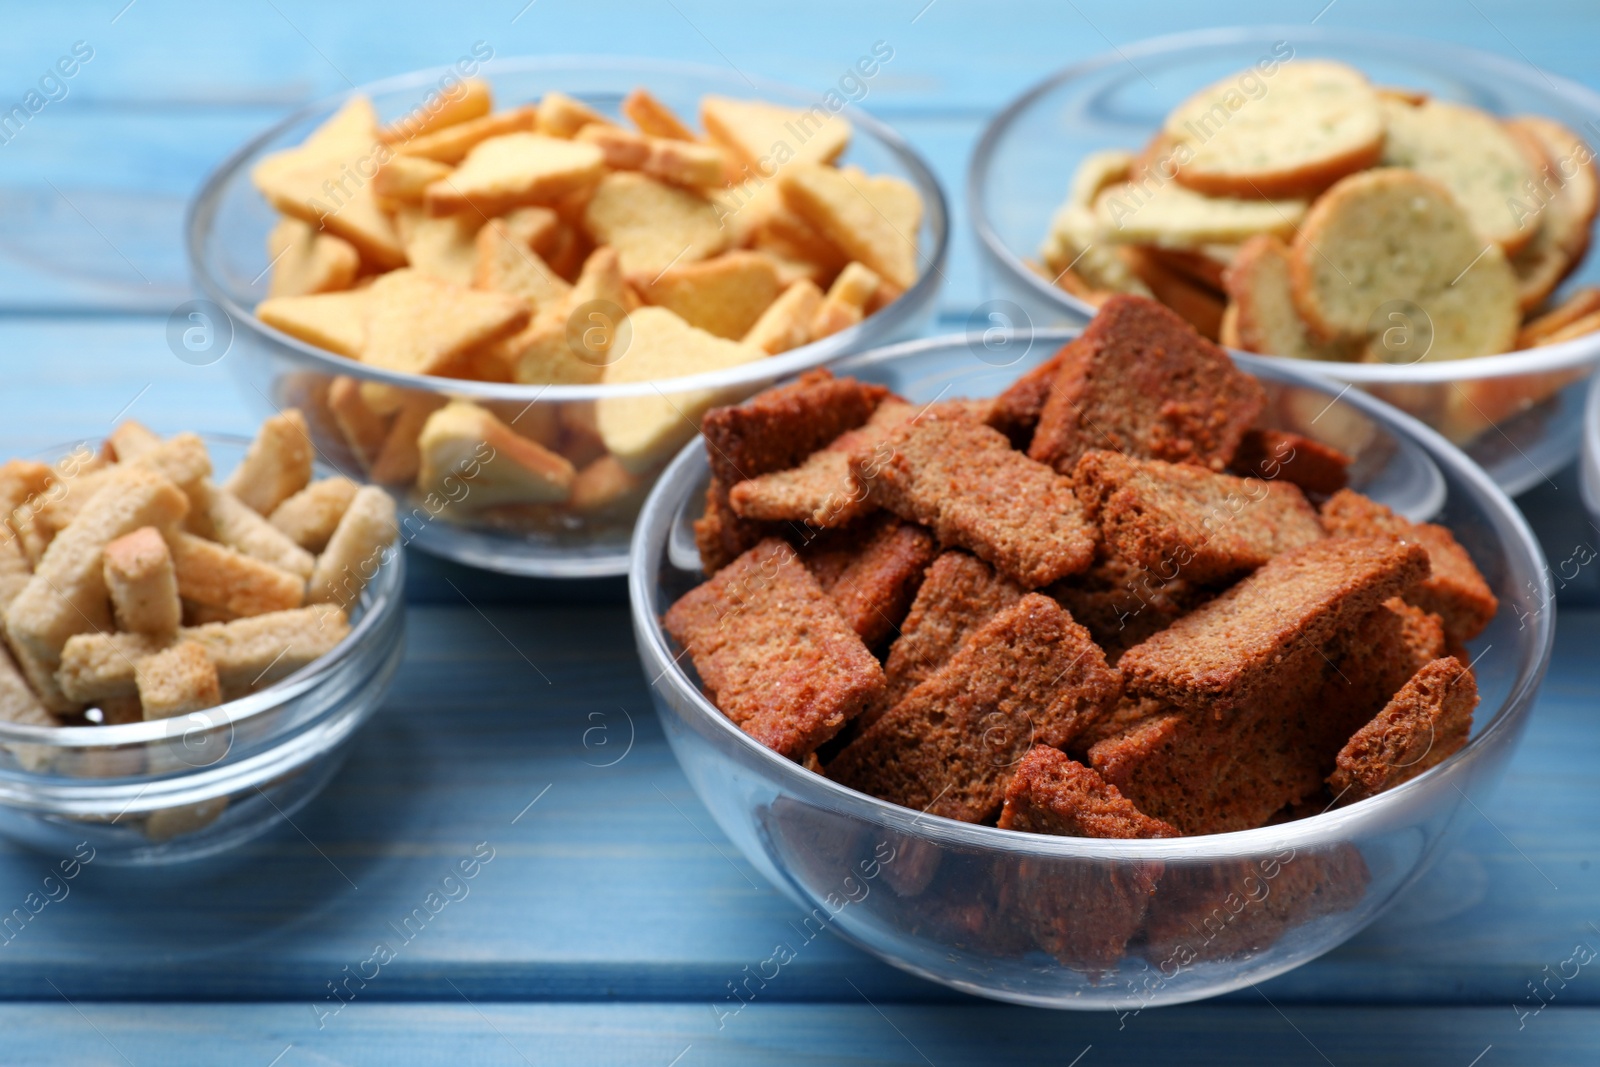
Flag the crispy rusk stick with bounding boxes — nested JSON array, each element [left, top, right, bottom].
[[0, 459, 56, 520], [167, 531, 305, 619], [224, 409, 313, 515], [4, 466, 189, 664], [46, 433, 213, 540], [308, 487, 398, 608], [5, 637, 78, 714], [0, 645, 57, 771], [105, 420, 163, 462], [268, 477, 359, 552], [197, 481, 315, 578], [136, 640, 222, 720], [57, 604, 351, 702], [102, 527, 181, 637]]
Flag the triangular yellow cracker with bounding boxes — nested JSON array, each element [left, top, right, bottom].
[[252, 97, 405, 269], [425, 133, 605, 216], [701, 96, 850, 172], [381, 78, 492, 144], [595, 306, 765, 473], [537, 91, 614, 138], [474, 218, 572, 314], [778, 163, 920, 290], [266, 218, 360, 298], [417, 401, 575, 506], [256, 289, 372, 358], [373, 154, 453, 203], [635, 251, 780, 339], [582, 172, 727, 276], [360, 269, 528, 376], [393, 204, 482, 286], [393, 105, 538, 164]]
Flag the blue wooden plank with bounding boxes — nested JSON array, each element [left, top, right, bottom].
[[0, 604, 1593, 1006], [0, 1003, 1591, 1066]]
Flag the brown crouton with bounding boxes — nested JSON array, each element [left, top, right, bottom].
[[1049, 553, 1210, 664], [1329, 657, 1476, 803], [854, 415, 1096, 588], [693, 370, 889, 572], [1314, 597, 1446, 756], [663, 538, 884, 759], [797, 515, 936, 650], [989, 343, 1074, 447], [998, 747, 1179, 838], [1117, 537, 1430, 713], [1074, 449, 1325, 585], [1089, 637, 1334, 834], [728, 399, 913, 528], [827, 594, 1122, 823], [1028, 294, 1264, 474], [1230, 427, 1350, 496], [1319, 488, 1498, 644], [870, 551, 1024, 730]]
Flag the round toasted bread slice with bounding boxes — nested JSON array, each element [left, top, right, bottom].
[[1040, 149, 1150, 297], [1223, 235, 1360, 360], [1092, 177, 1306, 249], [1291, 168, 1519, 360], [1165, 60, 1383, 199], [1506, 116, 1599, 310], [1378, 98, 1544, 254], [1516, 285, 1600, 348]]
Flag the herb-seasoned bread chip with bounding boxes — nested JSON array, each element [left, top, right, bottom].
[[1289, 168, 1519, 359], [1165, 60, 1383, 199]]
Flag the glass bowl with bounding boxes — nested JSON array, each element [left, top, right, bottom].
[[630, 329, 1552, 1008], [970, 26, 1600, 496], [188, 56, 949, 578], [0, 435, 404, 865]]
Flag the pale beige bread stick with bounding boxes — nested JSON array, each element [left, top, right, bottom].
[[6, 638, 78, 715], [144, 797, 230, 843], [182, 599, 238, 627], [135, 640, 222, 720], [743, 278, 823, 354], [102, 527, 181, 637], [307, 486, 398, 608], [4, 465, 190, 664], [0, 459, 54, 520], [104, 420, 163, 462], [224, 409, 313, 516], [196, 481, 315, 579], [0, 645, 57, 771], [167, 531, 304, 619], [58, 604, 351, 702], [268, 477, 359, 553]]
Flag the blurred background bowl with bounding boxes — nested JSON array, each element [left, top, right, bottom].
[[970, 26, 1600, 496], [0, 435, 404, 865], [631, 329, 1552, 1008], [190, 56, 948, 578]]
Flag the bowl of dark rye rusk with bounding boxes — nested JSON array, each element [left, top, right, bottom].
[[188, 53, 948, 578], [971, 26, 1600, 496], [0, 421, 403, 864], [630, 296, 1550, 1008]]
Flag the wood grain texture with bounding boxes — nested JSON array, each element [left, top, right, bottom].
[[0, 604, 1590, 1006]]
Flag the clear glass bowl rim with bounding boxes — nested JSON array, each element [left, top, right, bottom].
[[186, 54, 951, 402], [967, 24, 1600, 383], [0, 433, 406, 754], [629, 327, 1556, 861]]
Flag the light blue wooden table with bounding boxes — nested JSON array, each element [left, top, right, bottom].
[[3, 2, 1599, 1062]]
